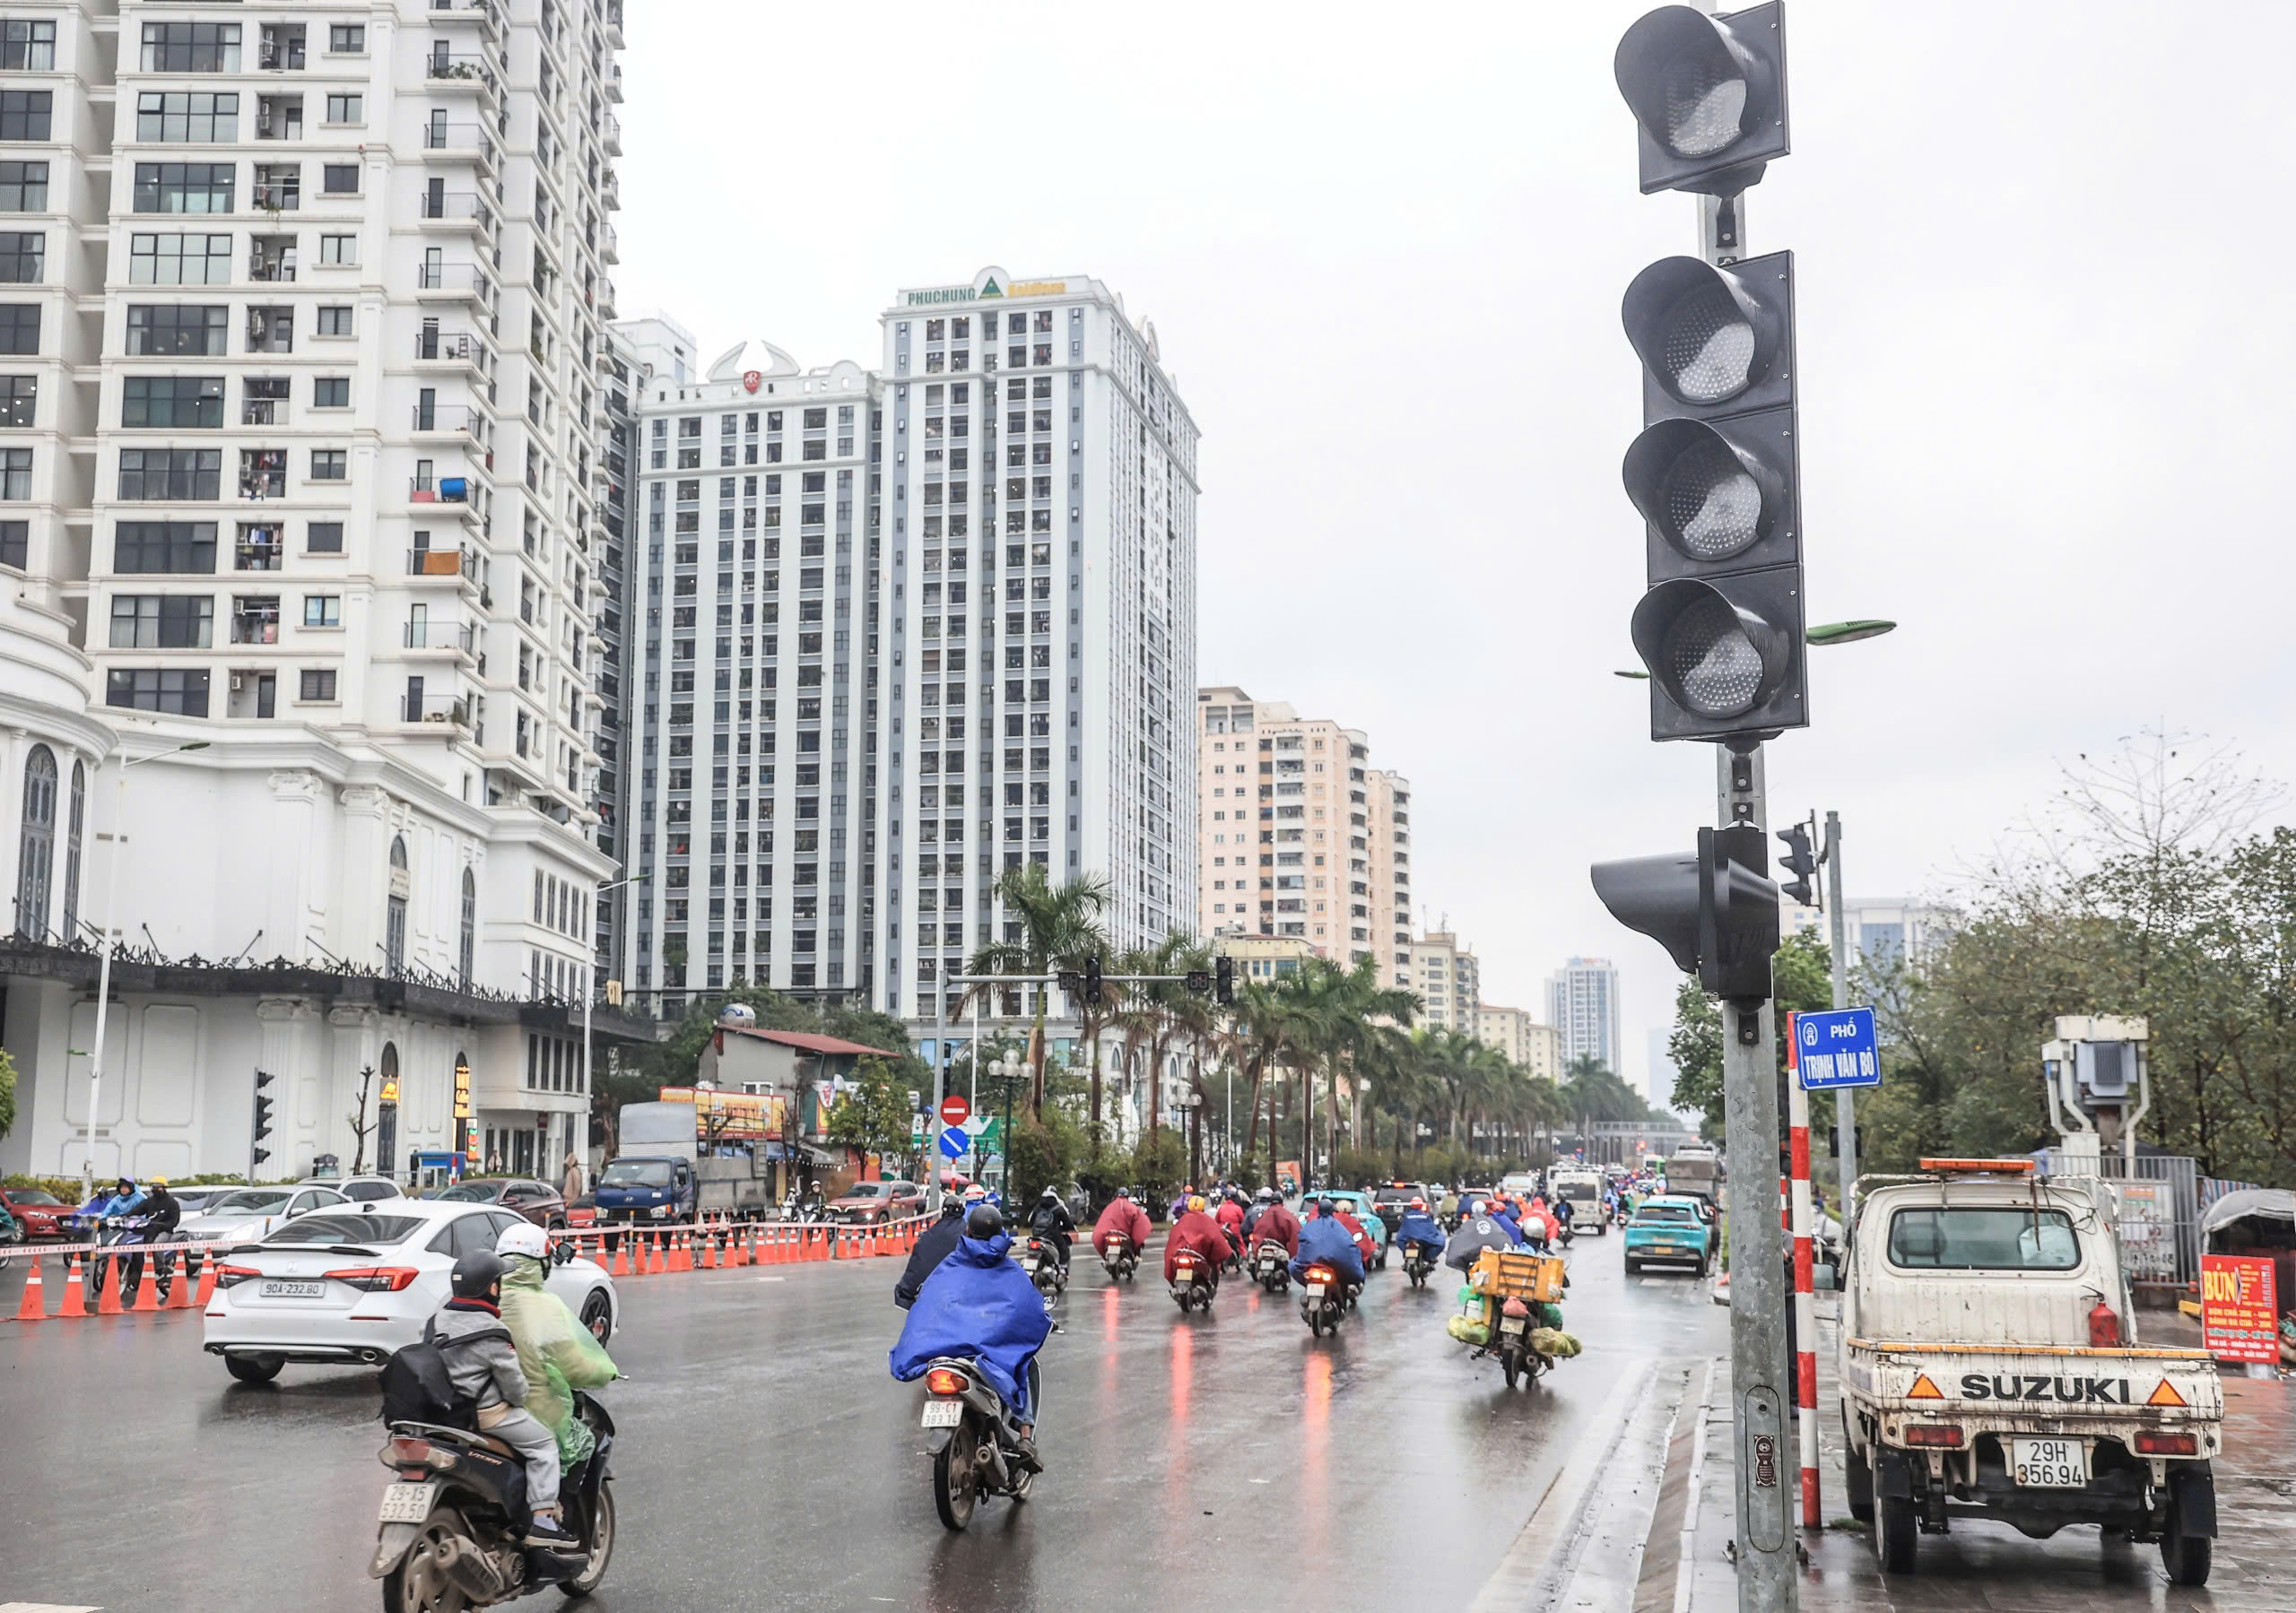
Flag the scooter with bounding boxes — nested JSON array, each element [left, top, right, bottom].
[[1299, 1262, 1349, 1337], [1400, 1242, 1438, 1288], [1250, 1240, 1292, 1294], [371, 1390, 615, 1606], [916, 1356, 1034, 1531], [93, 1213, 171, 1305], [1099, 1234, 1137, 1283], [1170, 1249, 1214, 1313], [1021, 1236, 1067, 1301], [1478, 1295, 1549, 1391]]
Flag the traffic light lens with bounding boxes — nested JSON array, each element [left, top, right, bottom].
[[1662, 436, 1762, 559], [1658, 280, 1755, 403], [1664, 594, 1763, 716], [1663, 60, 1747, 157]]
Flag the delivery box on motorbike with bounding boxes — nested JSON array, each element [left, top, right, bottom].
[[1468, 1248, 1565, 1305]]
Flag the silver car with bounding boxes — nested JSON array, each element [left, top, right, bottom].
[[173, 1185, 348, 1275]]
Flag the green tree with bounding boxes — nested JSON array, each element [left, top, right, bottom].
[[1666, 930, 1834, 1140], [961, 863, 1112, 1117], [0, 1045, 16, 1140], [824, 1056, 917, 1170]]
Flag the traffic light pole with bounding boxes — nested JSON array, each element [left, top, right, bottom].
[[1823, 811, 1857, 1191]]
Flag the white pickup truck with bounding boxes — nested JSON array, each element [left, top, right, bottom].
[[1837, 1161, 2222, 1585]]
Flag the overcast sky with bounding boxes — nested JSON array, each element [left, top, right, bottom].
[[616, 3, 2296, 1094]]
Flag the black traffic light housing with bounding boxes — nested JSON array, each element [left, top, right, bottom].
[[1622, 251, 1805, 742], [1083, 957, 1103, 1002], [1590, 825, 1779, 1006], [252, 1068, 275, 1166], [1776, 820, 1817, 906], [1614, 2, 1789, 197], [1184, 968, 1211, 997], [1213, 955, 1235, 1006]]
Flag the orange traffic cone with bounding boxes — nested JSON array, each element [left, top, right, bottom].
[[95, 1258, 124, 1316], [194, 1257, 217, 1309], [131, 1262, 161, 1313], [611, 1237, 630, 1278], [169, 1258, 195, 1309], [701, 1227, 718, 1270], [57, 1255, 87, 1319], [13, 1256, 45, 1322], [728, 1228, 746, 1268]]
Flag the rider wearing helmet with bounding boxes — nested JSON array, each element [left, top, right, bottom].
[[1212, 1187, 1247, 1255], [428, 1248, 577, 1547], [1394, 1195, 1446, 1262], [1164, 1192, 1231, 1291], [896, 1185, 982, 1309], [1026, 1183, 1077, 1273], [891, 1200, 1054, 1473], [1091, 1184, 1152, 1262], [487, 1219, 617, 1541]]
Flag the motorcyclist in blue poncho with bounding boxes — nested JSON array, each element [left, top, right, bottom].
[[890, 1202, 1054, 1473], [1288, 1197, 1368, 1290], [1394, 1196, 1447, 1261]]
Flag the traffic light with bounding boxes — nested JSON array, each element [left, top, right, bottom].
[[1184, 968, 1211, 997], [252, 1069, 275, 1167], [1590, 825, 1779, 1005], [1083, 957, 1102, 1002], [1213, 955, 1235, 1007], [1613, 2, 1789, 197], [1621, 251, 1805, 742], [1776, 820, 1817, 906]]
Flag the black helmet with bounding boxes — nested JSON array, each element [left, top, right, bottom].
[[966, 1203, 1005, 1241], [450, 1250, 507, 1301], [1318, 1197, 1337, 1216], [939, 1193, 966, 1218]]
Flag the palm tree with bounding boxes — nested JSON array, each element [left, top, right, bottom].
[[959, 863, 1111, 1117]]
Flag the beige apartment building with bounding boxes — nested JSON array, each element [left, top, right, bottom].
[[1475, 1004, 1562, 1081], [1412, 929, 1480, 1032], [1197, 685, 1413, 987]]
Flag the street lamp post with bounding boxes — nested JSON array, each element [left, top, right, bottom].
[[80, 739, 207, 1202], [582, 872, 646, 1152], [988, 1053, 1026, 1202]]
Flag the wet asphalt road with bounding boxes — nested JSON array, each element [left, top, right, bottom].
[[0, 1222, 1726, 1612]]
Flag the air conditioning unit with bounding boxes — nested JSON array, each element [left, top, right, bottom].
[[230, 673, 245, 691]]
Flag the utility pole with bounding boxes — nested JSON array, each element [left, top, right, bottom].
[[1823, 811, 1856, 1192]]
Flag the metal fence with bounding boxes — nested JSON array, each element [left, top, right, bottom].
[[2038, 1149, 2199, 1289]]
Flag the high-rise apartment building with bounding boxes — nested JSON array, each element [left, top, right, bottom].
[[1474, 1003, 1561, 1081], [879, 270, 1196, 1023], [1785, 896, 1946, 972], [591, 318, 635, 979], [1196, 684, 1412, 987], [1413, 930, 1479, 1032], [0, 0, 632, 1184], [1547, 956, 1622, 1073], [613, 324, 881, 1016]]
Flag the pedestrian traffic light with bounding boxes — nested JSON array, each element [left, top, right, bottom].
[[1776, 820, 1817, 906], [1083, 957, 1102, 1002], [252, 1069, 275, 1167], [1621, 251, 1805, 743], [1613, 2, 1789, 197], [1590, 825, 1779, 1005], [1213, 955, 1235, 1007]]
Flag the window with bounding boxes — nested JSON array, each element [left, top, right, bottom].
[[309, 448, 346, 481], [1887, 1208, 2081, 1271], [118, 448, 219, 501], [0, 375, 30, 427], [0, 445, 25, 499], [459, 866, 476, 985], [133, 163, 236, 216], [16, 744, 54, 940], [0, 161, 47, 211], [0, 92, 51, 143], [321, 163, 359, 195], [0, 230, 38, 283], [120, 376, 222, 429], [317, 232, 356, 265], [298, 667, 335, 702], [306, 519, 342, 553], [324, 94, 362, 126], [61, 759, 81, 941], [128, 233, 229, 286], [106, 667, 209, 716], [328, 24, 365, 54], [126, 303, 226, 354], [2, 21, 56, 72], [313, 376, 348, 408], [0, 303, 35, 353], [315, 305, 352, 337], [0, 520, 24, 568], [113, 521, 216, 573], [302, 594, 340, 628], [135, 91, 239, 143], [140, 22, 239, 73], [109, 594, 212, 648], [385, 837, 408, 972]]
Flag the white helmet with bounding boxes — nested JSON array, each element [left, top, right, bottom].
[[494, 1219, 549, 1262]]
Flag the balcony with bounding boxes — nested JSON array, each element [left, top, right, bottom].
[[601, 112, 622, 154], [427, 0, 498, 33], [248, 237, 296, 282], [418, 190, 493, 235], [605, 3, 625, 48], [413, 328, 485, 372], [605, 60, 623, 100], [406, 546, 479, 583], [423, 55, 500, 97], [404, 618, 477, 655], [230, 602, 281, 645], [414, 260, 490, 305], [408, 473, 478, 510], [599, 221, 618, 264], [422, 121, 498, 171], [403, 693, 474, 729], [596, 276, 617, 320], [412, 403, 481, 437]]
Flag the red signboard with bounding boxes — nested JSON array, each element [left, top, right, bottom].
[[938, 1094, 970, 1126], [2200, 1253, 2279, 1364]]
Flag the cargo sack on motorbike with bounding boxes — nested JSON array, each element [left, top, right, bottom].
[[378, 1319, 509, 1429], [1446, 1313, 1492, 1347], [1537, 1301, 1565, 1329]]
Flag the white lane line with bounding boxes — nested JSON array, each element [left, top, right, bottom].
[[1, 1603, 106, 1611]]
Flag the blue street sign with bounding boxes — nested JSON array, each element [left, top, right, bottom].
[[1796, 1007, 1881, 1090], [937, 1125, 970, 1159]]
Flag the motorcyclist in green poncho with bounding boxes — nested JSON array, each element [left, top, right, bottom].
[[493, 1221, 618, 1468]]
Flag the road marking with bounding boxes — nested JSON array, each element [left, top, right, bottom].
[[1, 1603, 105, 1611], [752, 1276, 786, 1283], [1469, 1357, 1657, 1613]]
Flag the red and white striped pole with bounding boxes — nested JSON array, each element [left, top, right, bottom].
[[1786, 1010, 1819, 1528]]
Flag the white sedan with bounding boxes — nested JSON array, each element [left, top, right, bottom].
[[201, 1199, 619, 1386]]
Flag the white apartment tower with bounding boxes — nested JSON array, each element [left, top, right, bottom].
[[613, 319, 883, 1016], [0, 1, 632, 1185], [877, 269, 1197, 1022], [1547, 956, 1622, 1073]]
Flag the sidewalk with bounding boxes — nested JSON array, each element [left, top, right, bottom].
[[1659, 1306, 2296, 1611]]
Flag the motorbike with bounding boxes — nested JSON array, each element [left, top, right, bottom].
[[1169, 1249, 1214, 1313], [1250, 1240, 1292, 1294], [1299, 1262, 1349, 1337], [1400, 1242, 1438, 1288], [916, 1356, 1034, 1531], [1479, 1295, 1548, 1390], [91, 1213, 172, 1305], [1099, 1234, 1137, 1283], [370, 1389, 616, 1609], [1021, 1236, 1067, 1301]]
